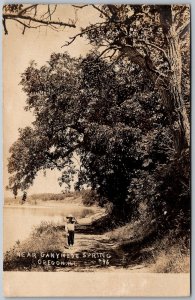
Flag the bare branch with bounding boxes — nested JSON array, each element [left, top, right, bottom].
[[14, 19, 31, 28], [91, 5, 110, 19], [109, 49, 117, 59], [14, 18, 47, 30], [2, 18, 8, 34], [3, 9, 76, 34], [62, 33, 80, 47], [18, 5, 38, 16], [102, 49, 118, 60], [72, 5, 89, 9], [62, 28, 93, 47], [136, 40, 171, 68], [120, 45, 168, 80], [109, 52, 123, 68], [51, 5, 57, 17], [96, 47, 113, 58], [48, 5, 51, 21], [34, 5, 37, 18], [40, 5, 50, 19], [40, 4, 57, 21]]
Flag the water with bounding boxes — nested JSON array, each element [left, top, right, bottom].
[[3, 204, 94, 252]]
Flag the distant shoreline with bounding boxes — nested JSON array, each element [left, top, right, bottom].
[[4, 203, 96, 209]]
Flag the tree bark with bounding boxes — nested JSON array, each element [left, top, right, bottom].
[[120, 7, 190, 152], [167, 25, 190, 150]]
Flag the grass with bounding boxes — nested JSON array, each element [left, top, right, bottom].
[[4, 215, 190, 273], [149, 232, 190, 273], [108, 218, 156, 243], [107, 216, 190, 273], [151, 245, 190, 273], [4, 222, 65, 271]]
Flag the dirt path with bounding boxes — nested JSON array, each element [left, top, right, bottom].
[[56, 227, 152, 272], [3, 209, 153, 272], [65, 233, 115, 251]]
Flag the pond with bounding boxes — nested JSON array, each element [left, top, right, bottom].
[[3, 204, 95, 252]]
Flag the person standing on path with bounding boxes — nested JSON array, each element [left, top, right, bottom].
[[65, 214, 78, 248]]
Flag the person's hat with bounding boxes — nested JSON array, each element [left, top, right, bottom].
[[66, 214, 73, 218]]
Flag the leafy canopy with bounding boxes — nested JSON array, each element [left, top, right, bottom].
[[8, 52, 171, 213], [7, 5, 190, 225]]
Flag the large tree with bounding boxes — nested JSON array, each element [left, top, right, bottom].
[[7, 52, 171, 219], [4, 4, 190, 150], [64, 5, 190, 152], [6, 5, 190, 225]]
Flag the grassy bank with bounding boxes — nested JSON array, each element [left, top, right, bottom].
[[150, 233, 190, 273], [108, 221, 190, 273], [4, 220, 123, 272], [4, 222, 70, 271], [4, 216, 190, 272]]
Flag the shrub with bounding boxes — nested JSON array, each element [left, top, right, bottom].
[[81, 189, 99, 206], [150, 229, 190, 273], [151, 244, 190, 273]]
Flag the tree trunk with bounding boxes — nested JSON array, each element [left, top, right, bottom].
[[121, 43, 190, 152], [167, 26, 190, 151], [158, 5, 190, 151], [120, 7, 190, 153]]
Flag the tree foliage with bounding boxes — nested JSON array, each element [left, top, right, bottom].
[[64, 4, 190, 150], [7, 53, 170, 215], [7, 5, 190, 227]]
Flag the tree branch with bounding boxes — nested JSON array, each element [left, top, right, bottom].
[[173, 5, 188, 22], [4, 13, 76, 27], [120, 45, 168, 81], [109, 52, 123, 68], [178, 20, 190, 38], [2, 18, 8, 34], [136, 40, 171, 68], [14, 18, 45, 31], [106, 49, 117, 59], [18, 5, 38, 16], [46, 143, 82, 163], [72, 5, 89, 9], [91, 5, 110, 19], [3, 11, 76, 34], [62, 28, 93, 47], [96, 47, 113, 58]]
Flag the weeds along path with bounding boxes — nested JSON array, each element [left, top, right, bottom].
[[55, 227, 152, 272], [4, 212, 153, 272]]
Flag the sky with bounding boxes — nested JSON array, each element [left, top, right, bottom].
[[3, 5, 100, 197]]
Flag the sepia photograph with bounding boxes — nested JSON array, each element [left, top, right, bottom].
[[3, 3, 190, 296]]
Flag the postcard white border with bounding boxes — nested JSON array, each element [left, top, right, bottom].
[[1, 0, 194, 299]]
